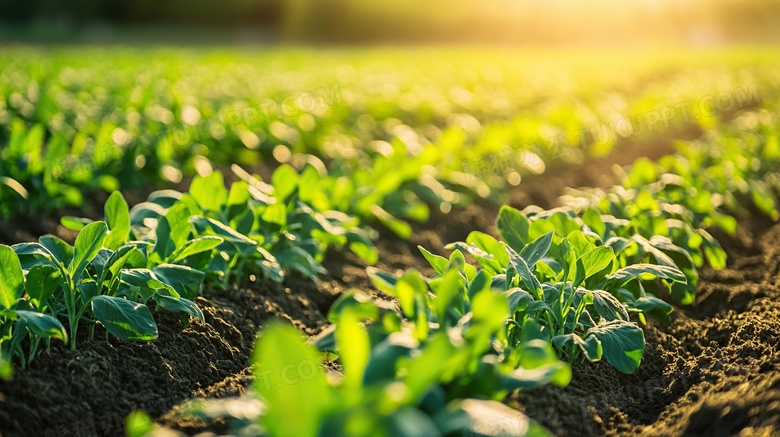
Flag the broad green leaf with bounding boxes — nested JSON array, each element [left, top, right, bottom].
[[468, 270, 492, 301], [166, 203, 195, 249], [253, 322, 335, 437], [104, 191, 131, 250], [519, 231, 554, 268], [262, 203, 287, 226], [466, 231, 509, 266], [153, 295, 204, 322], [419, 246, 449, 276], [633, 295, 674, 326], [60, 216, 93, 231], [190, 216, 256, 255], [274, 246, 325, 280], [499, 359, 571, 390], [574, 246, 616, 287], [92, 295, 158, 341], [371, 205, 412, 239], [146, 189, 183, 208], [606, 264, 687, 285], [190, 171, 228, 212], [152, 264, 205, 300], [395, 271, 428, 317], [25, 264, 63, 309], [497, 206, 531, 252], [327, 291, 379, 324], [507, 288, 534, 311], [553, 333, 602, 361], [586, 320, 644, 374], [15, 310, 67, 343], [403, 333, 459, 402], [69, 221, 108, 282], [125, 411, 155, 437], [271, 164, 299, 201], [367, 267, 398, 295], [38, 235, 74, 266], [590, 290, 629, 322], [169, 236, 223, 263], [334, 309, 370, 396], [121, 269, 178, 301], [152, 216, 175, 262], [504, 243, 540, 293], [0, 245, 24, 309], [430, 269, 465, 323]]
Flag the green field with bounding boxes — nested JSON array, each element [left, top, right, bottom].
[[1, 47, 780, 437]]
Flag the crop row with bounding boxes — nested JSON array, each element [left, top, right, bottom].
[[2, 49, 778, 236], [0, 163, 376, 377], [126, 99, 780, 436]]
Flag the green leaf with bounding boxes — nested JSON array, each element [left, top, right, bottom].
[[0, 245, 25, 309], [499, 359, 572, 390], [92, 296, 158, 341], [466, 231, 509, 266], [367, 267, 398, 295], [271, 164, 300, 201], [121, 269, 178, 300], [371, 205, 412, 239], [15, 310, 68, 343], [504, 243, 540, 293], [190, 216, 256, 255], [586, 320, 644, 374], [190, 171, 228, 212], [553, 333, 602, 361], [39, 235, 74, 266], [104, 191, 131, 250], [125, 411, 155, 437], [69, 222, 108, 282], [606, 263, 687, 285], [632, 295, 674, 326], [60, 216, 93, 232], [519, 231, 554, 268], [169, 236, 223, 263], [430, 269, 466, 323], [590, 290, 629, 322], [151, 264, 205, 300], [25, 264, 63, 309], [153, 295, 204, 322], [507, 288, 534, 311], [419, 246, 449, 276], [574, 246, 615, 287], [395, 271, 428, 317], [274, 246, 325, 280], [497, 206, 531, 252], [253, 322, 335, 437], [334, 309, 370, 395]]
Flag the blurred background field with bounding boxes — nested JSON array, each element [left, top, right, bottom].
[[1, 0, 780, 232]]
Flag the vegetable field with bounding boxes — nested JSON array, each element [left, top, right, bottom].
[[1, 47, 779, 437]]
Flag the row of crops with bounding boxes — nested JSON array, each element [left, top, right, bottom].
[[1, 48, 779, 436], [1, 48, 776, 231], [128, 97, 780, 436]]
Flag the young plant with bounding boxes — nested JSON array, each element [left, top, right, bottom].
[[17, 192, 205, 349], [408, 205, 689, 374], [0, 244, 68, 373]]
